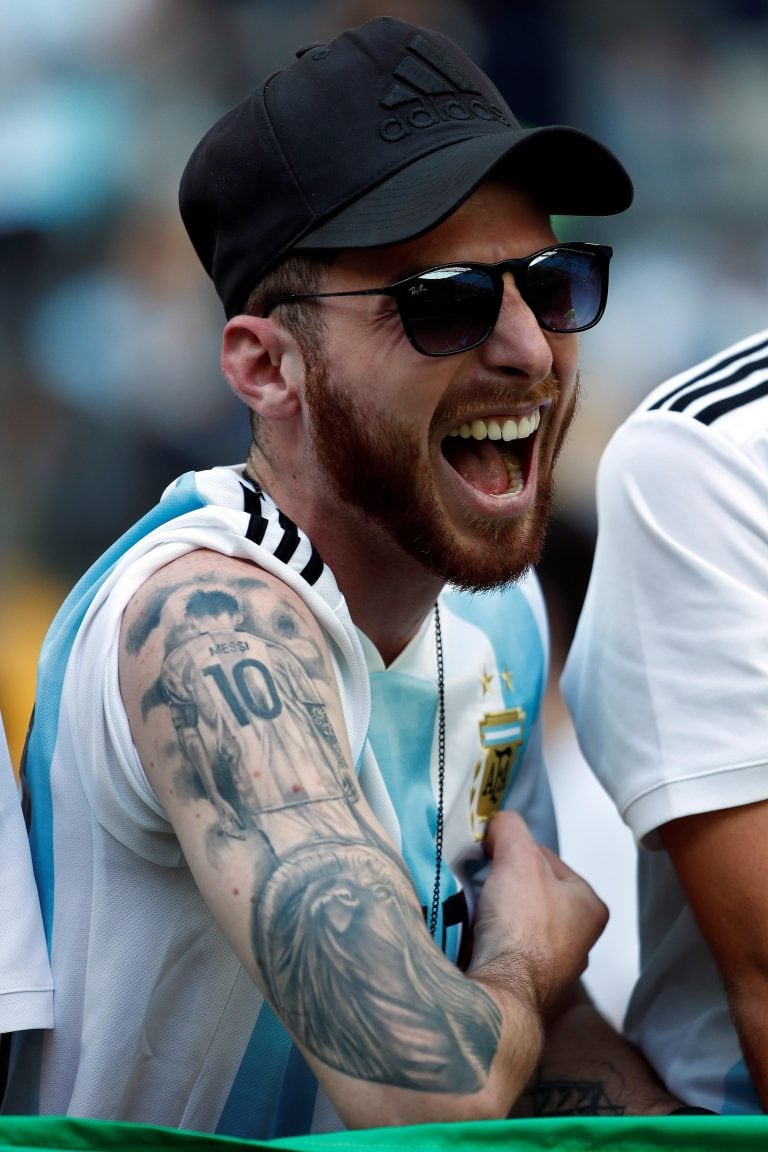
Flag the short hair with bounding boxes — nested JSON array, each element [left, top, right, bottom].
[[184, 588, 240, 621]]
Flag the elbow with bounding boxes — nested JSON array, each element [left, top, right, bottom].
[[339, 1083, 517, 1130], [332, 1047, 536, 1130]]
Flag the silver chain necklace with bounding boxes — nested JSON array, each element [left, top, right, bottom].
[[428, 602, 446, 938]]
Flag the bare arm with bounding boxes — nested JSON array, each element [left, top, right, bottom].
[[510, 982, 680, 1116], [491, 842, 681, 1118], [661, 800, 768, 1110], [119, 548, 606, 1129]]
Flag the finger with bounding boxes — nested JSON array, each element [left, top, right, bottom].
[[538, 845, 609, 920], [483, 810, 531, 857], [538, 843, 584, 881]]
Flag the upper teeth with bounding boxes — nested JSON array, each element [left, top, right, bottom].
[[448, 410, 541, 442]]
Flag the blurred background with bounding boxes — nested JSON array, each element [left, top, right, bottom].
[[2, 0, 768, 1025]]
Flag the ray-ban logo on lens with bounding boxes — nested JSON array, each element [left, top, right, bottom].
[[379, 33, 509, 142]]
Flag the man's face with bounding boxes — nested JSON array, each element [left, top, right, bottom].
[[301, 182, 582, 591]]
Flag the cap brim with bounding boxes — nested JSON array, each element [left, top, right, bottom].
[[295, 126, 632, 251]]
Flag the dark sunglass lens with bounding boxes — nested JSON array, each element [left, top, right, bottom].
[[525, 250, 602, 332], [402, 268, 497, 354]]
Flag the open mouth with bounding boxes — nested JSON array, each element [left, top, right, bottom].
[[441, 410, 541, 496]]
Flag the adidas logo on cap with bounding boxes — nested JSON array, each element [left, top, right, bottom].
[[378, 32, 510, 142]]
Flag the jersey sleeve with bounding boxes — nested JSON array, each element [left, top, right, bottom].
[[561, 411, 768, 846]]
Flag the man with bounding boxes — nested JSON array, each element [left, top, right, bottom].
[[562, 328, 768, 1114], [6, 16, 682, 1137]]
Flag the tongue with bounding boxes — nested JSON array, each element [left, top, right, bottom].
[[445, 439, 511, 495]]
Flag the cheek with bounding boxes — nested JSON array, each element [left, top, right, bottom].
[[549, 345, 580, 422], [547, 377, 581, 465], [323, 308, 457, 409], [324, 298, 408, 368], [551, 333, 580, 386]]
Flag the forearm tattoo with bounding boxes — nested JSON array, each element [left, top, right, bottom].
[[513, 1069, 626, 1116], [126, 569, 501, 1091]]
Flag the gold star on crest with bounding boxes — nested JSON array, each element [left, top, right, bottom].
[[501, 667, 514, 691], [480, 669, 493, 695]]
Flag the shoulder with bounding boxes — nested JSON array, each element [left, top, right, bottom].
[[609, 329, 768, 464], [636, 328, 768, 429], [596, 331, 768, 523], [121, 549, 328, 672]]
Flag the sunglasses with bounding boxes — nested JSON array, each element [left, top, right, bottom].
[[263, 242, 612, 357]]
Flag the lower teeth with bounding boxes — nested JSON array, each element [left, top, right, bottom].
[[505, 456, 523, 494]]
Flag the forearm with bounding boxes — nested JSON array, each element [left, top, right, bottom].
[[329, 965, 546, 1129], [660, 801, 768, 1111], [727, 977, 768, 1112], [509, 984, 681, 1117]]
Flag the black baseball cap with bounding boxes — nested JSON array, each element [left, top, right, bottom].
[[179, 16, 633, 318]]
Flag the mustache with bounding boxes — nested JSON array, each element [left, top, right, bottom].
[[433, 371, 563, 430]]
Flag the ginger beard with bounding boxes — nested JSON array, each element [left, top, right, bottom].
[[303, 353, 579, 591]]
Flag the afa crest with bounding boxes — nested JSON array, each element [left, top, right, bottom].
[[469, 708, 526, 840]]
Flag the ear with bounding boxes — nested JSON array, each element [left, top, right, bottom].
[[220, 315, 302, 421]]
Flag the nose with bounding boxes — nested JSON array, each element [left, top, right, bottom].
[[478, 273, 559, 382]]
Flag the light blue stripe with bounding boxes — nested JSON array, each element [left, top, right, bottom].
[[13, 474, 208, 1110], [443, 584, 543, 719], [484, 725, 523, 745], [25, 472, 207, 944], [721, 1056, 760, 1114], [216, 1003, 318, 1137], [274, 1043, 318, 1134], [367, 671, 459, 956]]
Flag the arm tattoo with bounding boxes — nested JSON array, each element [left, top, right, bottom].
[[255, 841, 501, 1091], [129, 570, 503, 1090], [514, 1069, 626, 1116]]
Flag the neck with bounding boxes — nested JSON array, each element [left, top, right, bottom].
[[337, 552, 443, 666], [304, 512, 444, 665], [245, 453, 443, 666]]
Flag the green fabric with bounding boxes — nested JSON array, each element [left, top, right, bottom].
[[0, 1116, 767, 1151]]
